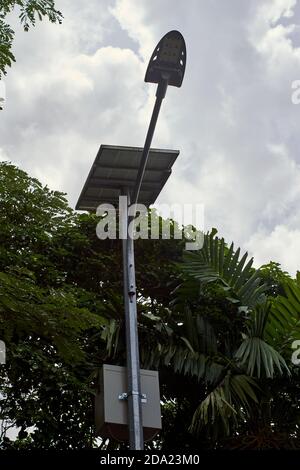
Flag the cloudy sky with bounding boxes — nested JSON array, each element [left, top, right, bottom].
[[1, 0, 300, 274]]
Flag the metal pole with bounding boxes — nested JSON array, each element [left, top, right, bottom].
[[121, 77, 169, 450], [132, 77, 169, 206], [121, 188, 144, 450]]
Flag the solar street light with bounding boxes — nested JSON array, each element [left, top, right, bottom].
[[76, 31, 186, 451]]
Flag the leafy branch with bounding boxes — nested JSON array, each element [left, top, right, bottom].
[[0, 0, 63, 77]]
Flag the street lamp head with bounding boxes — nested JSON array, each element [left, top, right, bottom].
[[145, 30, 186, 88]]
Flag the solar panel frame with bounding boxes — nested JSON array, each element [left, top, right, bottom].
[[75, 145, 179, 211]]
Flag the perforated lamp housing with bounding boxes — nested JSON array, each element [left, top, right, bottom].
[[145, 30, 186, 87]]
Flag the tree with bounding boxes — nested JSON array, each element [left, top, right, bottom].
[[1, 161, 300, 450], [0, 0, 62, 78], [141, 232, 300, 449], [0, 162, 184, 449], [0, 162, 108, 448]]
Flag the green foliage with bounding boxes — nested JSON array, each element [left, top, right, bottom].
[[0, 161, 299, 449], [235, 303, 290, 378], [157, 230, 292, 441], [190, 373, 259, 437], [179, 230, 267, 309], [259, 261, 291, 297], [0, 17, 14, 74], [0, 0, 63, 77], [0, 268, 105, 364], [0, 162, 109, 448], [235, 336, 289, 378], [265, 278, 300, 355]]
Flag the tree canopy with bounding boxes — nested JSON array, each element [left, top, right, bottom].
[[0, 0, 62, 77], [0, 161, 300, 450]]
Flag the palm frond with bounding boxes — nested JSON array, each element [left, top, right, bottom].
[[265, 280, 300, 349], [180, 230, 267, 308], [183, 307, 217, 354], [190, 373, 259, 436], [235, 337, 289, 378]]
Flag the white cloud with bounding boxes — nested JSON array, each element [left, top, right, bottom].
[[110, 0, 156, 58], [246, 225, 300, 276], [255, 0, 297, 25], [1, 0, 300, 274]]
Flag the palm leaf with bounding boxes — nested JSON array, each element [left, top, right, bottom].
[[235, 337, 289, 378], [265, 279, 300, 349], [190, 373, 259, 436], [180, 230, 267, 308]]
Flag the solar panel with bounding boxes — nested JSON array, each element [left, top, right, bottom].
[[75, 145, 179, 211]]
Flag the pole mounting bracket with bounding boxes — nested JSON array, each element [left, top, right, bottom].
[[118, 392, 147, 403]]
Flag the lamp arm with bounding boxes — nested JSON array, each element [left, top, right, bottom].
[[132, 77, 169, 207]]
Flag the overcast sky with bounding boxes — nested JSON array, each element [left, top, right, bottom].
[[1, 0, 300, 274]]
